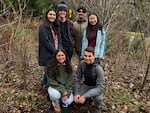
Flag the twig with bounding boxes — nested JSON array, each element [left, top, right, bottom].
[[140, 57, 150, 92]]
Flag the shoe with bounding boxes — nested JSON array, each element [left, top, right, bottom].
[[84, 110, 90, 113], [54, 106, 61, 113], [61, 107, 68, 113], [90, 111, 98, 113], [89, 106, 100, 113]]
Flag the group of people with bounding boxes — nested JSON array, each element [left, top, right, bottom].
[[38, 1, 106, 113]]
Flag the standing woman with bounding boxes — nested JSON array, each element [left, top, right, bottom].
[[81, 13, 106, 64], [38, 8, 62, 85], [43, 49, 73, 113]]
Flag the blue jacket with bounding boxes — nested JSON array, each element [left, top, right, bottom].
[[81, 27, 106, 59]]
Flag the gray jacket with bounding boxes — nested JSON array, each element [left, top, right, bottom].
[[74, 60, 105, 98]]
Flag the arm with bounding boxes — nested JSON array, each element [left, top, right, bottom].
[[65, 73, 73, 95], [71, 22, 75, 47], [95, 28, 106, 59], [82, 65, 105, 98], [68, 20, 75, 46], [80, 30, 88, 58], [39, 24, 55, 53], [102, 27, 107, 58], [74, 61, 85, 95], [58, 34, 63, 49]]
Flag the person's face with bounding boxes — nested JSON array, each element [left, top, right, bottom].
[[56, 51, 66, 64], [83, 51, 95, 64], [47, 10, 56, 22], [58, 10, 67, 18], [77, 9, 86, 19], [89, 14, 98, 25]]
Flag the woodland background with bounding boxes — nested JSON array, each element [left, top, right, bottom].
[[0, 0, 150, 113]]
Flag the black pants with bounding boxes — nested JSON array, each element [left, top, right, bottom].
[[64, 47, 73, 61]]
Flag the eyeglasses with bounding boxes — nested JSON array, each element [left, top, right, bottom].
[[77, 9, 86, 13]]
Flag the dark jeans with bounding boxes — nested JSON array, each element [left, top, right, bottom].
[[64, 47, 73, 61], [42, 72, 47, 86]]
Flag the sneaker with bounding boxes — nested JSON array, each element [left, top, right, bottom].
[[89, 105, 101, 113]]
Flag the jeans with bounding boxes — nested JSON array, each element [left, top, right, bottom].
[[42, 72, 47, 87], [48, 87, 73, 107]]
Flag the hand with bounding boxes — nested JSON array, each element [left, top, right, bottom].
[[62, 95, 68, 100], [78, 96, 86, 104], [79, 57, 84, 62], [74, 94, 80, 103], [63, 91, 68, 96], [62, 91, 68, 101]]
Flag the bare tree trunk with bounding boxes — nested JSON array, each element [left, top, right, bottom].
[[140, 58, 150, 92]]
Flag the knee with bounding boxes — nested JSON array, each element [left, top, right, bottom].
[[66, 93, 74, 104], [95, 93, 104, 104], [48, 87, 61, 99]]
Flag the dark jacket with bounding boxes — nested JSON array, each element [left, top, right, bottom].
[[38, 22, 62, 66], [60, 19, 75, 47]]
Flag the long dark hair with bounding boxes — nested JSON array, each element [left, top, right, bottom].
[[86, 13, 102, 40], [43, 7, 60, 36], [46, 49, 73, 78]]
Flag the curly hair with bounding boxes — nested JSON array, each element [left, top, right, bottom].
[[46, 49, 73, 78]]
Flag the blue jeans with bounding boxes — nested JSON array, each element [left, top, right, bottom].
[[48, 87, 73, 107]]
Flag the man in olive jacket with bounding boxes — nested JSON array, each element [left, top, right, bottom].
[[74, 6, 87, 58]]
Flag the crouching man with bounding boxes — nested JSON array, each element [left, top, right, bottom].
[[74, 47, 105, 113]]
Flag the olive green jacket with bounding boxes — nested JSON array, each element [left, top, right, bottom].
[[74, 19, 87, 54], [44, 65, 73, 95]]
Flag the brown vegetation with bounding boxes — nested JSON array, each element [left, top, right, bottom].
[[0, 0, 150, 112], [0, 23, 149, 112]]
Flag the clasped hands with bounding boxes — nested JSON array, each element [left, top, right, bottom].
[[74, 94, 86, 104], [62, 91, 68, 100]]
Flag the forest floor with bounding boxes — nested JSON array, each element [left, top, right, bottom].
[[0, 23, 149, 113]]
